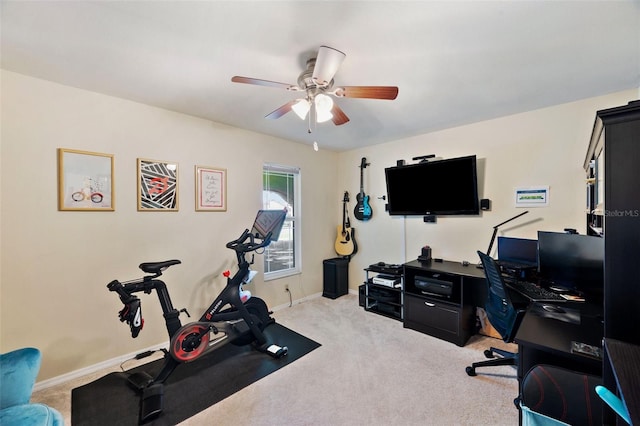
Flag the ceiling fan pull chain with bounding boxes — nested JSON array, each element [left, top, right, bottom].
[[313, 106, 318, 133]]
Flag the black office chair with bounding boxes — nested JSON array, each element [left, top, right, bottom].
[[465, 250, 527, 377], [519, 364, 603, 425]]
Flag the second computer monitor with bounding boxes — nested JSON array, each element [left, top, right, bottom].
[[537, 231, 604, 301], [497, 236, 538, 266]]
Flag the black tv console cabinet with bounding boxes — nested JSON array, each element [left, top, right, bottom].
[[403, 259, 485, 346]]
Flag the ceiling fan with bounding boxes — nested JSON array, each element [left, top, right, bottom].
[[231, 46, 398, 130]]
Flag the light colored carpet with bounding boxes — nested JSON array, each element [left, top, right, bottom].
[[32, 294, 519, 425]]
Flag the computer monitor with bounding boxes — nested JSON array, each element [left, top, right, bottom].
[[537, 231, 604, 301], [497, 236, 538, 266], [250, 209, 287, 241]]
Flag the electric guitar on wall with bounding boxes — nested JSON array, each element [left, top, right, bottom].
[[335, 191, 357, 257], [354, 157, 372, 221]]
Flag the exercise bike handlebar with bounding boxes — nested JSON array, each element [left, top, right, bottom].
[[225, 229, 273, 254]]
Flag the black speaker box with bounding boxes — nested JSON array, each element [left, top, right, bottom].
[[423, 215, 437, 223], [323, 257, 349, 299]]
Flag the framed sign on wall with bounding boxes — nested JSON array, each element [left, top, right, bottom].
[[195, 165, 227, 212], [57, 148, 114, 211], [137, 158, 179, 211]]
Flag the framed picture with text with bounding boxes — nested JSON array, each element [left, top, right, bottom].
[[137, 158, 179, 211], [57, 148, 114, 211], [195, 165, 227, 211]]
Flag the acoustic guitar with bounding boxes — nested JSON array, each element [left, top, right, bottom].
[[335, 191, 357, 257], [354, 157, 372, 221]]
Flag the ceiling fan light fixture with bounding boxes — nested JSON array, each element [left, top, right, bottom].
[[314, 94, 334, 123], [312, 46, 346, 87], [314, 93, 333, 112], [292, 99, 310, 119], [316, 109, 334, 123]]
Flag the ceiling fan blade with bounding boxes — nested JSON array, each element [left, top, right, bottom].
[[334, 86, 399, 100], [231, 76, 301, 91], [265, 100, 298, 119], [312, 46, 346, 87], [331, 104, 350, 126]]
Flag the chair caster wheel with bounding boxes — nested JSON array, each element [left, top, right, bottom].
[[466, 366, 476, 376], [484, 349, 494, 358]]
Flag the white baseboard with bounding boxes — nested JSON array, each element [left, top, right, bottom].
[[270, 291, 322, 312], [33, 342, 168, 392], [34, 292, 326, 392]]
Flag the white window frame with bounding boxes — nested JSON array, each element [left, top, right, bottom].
[[262, 163, 301, 281]]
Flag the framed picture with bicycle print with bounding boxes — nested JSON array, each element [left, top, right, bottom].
[[137, 158, 179, 211], [195, 165, 227, 211], [57, 148, 115, 211]]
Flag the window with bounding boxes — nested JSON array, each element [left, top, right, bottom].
[[262, 164, 301, 280]]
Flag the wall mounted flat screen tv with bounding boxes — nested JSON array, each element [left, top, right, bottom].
[[384, 155, 480, 216]]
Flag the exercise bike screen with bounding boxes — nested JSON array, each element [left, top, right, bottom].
[[251, 209, 287, 241]]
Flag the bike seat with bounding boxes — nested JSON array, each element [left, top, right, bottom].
[[139, 260, 181, 274]]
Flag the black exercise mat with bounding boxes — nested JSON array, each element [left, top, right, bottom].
[[72, 323, 320, 426]]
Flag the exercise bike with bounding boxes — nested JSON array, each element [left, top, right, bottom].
[[107, 209, 288, 424]]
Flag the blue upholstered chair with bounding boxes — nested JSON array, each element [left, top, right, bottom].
[[0, 347, 64, 426], [465, 250, 527, 377]]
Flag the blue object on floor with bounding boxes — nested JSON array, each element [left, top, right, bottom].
[[596, 385, 631, 424], [520, 403, 569, 426], [0, 347, 64, 425]]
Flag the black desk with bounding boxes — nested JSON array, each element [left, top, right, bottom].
[[515, 302, 604, 385]]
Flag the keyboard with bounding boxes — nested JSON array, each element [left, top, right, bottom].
[[505, 280, 566, 302]]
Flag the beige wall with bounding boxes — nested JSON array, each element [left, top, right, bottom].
[[1, 69, 636, 383], [0, 71, 340, 380], [339, 91, 637, 289]]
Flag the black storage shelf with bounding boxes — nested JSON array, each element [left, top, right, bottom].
[[365, 302, 402, 321], [363, 265, 404, 321]]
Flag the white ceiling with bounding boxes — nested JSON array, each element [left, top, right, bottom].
[[2, 1, 639, 152]]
